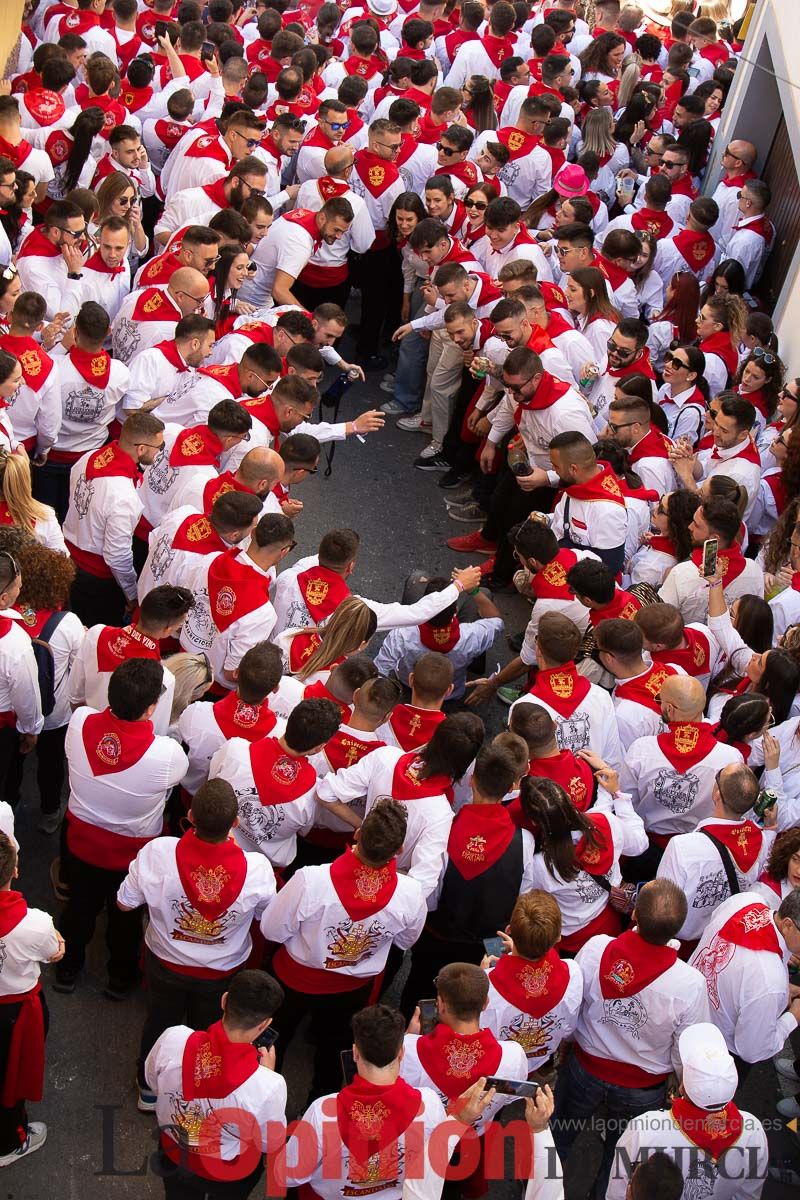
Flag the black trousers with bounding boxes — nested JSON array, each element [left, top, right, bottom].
[[442, 371, 481, 476], [0, 727, 19, 811], [0, 991, 49, 1154], [355, 245, 397, 356], [482, 467, 556, 583], [292, 277, 351, 313], [132, 532, 149, 578], [58, 856, 142, 987], [156, 1149, 264, 1200], [3, 724, 67, 814], [138, 952, 231, 1090], [399, 930, 485, 1020], [273, 977, 373, 1101], [31, 458, 72, 525], [70, 568, 127, 629]]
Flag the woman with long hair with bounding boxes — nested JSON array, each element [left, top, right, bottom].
[[4, 537, 82, 831], [693, 79, 726, 129], [696, 293, 748, 394], [759, 374, 799, 464], [461, 75, 498, 133], [677, 117, 714, 178], [93, 171, 148, 263], [579, 30, 628, 88], [386, 190, 428, 328], [700, 258, 749, 307], [0, 266, 21, 337], [163, 652, 214, 730], [647, 271, 701, 370], [577, 107, 630, 185], [565, 267, 620, 367], [614, 91, 656, 153], [518, 774, 647, 955], [45, 106, 105, 202], [756, 828, 800, 909], [630, 230, 664, 319], [462, 181, 499, 247], [524, 167, 593, 232], [713, 693, 772, 762], [274, 596, 379, 682], [658, 345, 709, 445], [629, 488, 702, 586], [211, 244, 254, 336], [742, 311, 778, 361], [752, 423, 799, 539], [0, 450, 65, 552], [735, 347, 784, 430]]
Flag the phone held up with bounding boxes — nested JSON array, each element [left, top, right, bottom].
[[484, 1077, 539, 1099], [340, 1049, 356, 1086], [252, 1026, 279, 1051], [702, 537, 718, 579], [483, 936, 506, 960], [418, 998, 438, 1035]]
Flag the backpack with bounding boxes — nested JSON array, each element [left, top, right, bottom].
[[29, 610, 69, 718]]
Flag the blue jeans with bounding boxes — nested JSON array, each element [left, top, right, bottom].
[[393, 329, 430, 412], [552, 1051, 667, 1199]]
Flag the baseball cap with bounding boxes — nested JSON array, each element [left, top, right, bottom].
[[553, 163, 589, 198], [679, 1023, 738, 1110]]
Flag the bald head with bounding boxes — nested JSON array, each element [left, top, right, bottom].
[[168, 267, 210, 316], [325, 144, 354, 177], [659, 675, 706, 723], [237, 447, 284, 494], [715, 763, 760, 819], [729, 140, 757, 170]]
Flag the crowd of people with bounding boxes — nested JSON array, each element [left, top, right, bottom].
[[0, 0, 797, 1197]]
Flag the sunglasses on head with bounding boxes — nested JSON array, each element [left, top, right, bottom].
[[752, 346, 776, 365]]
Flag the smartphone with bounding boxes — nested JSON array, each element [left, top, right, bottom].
[[201, 40, 216, 59], [483, 936, 506, 959], [253, 1026, 279, 1050], [418, 998, 438, 1035], [702, 537, 718, 578], [484, 1077, 539, 1098], [154, 19, 168, 39], [340, 1049, 356, 1086]]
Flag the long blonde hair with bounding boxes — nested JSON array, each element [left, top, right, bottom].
[[96, 171, 137, 224], [580, 107, 618, 157], [163, 653, 213, 724], [291, 596, 378, 681], [0, 451, 50, 529]]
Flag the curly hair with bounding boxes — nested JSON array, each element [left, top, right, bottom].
[[764, 827, 800, 883], [666, 489, 702, 562], [762, 496, 800, 577], [16, 541, 75, 610]]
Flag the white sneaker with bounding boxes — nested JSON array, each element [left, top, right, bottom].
[[396, 413, 431, 433], [0, 1123, 46, 1168], [138, 1087, 158, 1113], [776, 1056, 800, 1083]]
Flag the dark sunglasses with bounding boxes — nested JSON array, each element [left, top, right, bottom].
[[464, 198, 487, 211], [664, 352, 689, 369], [606, 340, 636, 357], [436, 143, 458, 156]]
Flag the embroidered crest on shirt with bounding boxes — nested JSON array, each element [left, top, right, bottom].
[[602, 995, 647, 1038], [172, 1098, 206, 1147], [325, 918, 384, 966], [600, 474, 623, 499], [554, 713, 591, 754], [238, 790, 285, 845], [568, 775, 588, 806], [368, 164, 385, 188], [64, 386, 104, 423], [549, 671, 575, 699], [462, 835, 487, 862], [541, 560, 567, 587], [186, 517, 213, 543], [645, 667, 671, 696], [143, 449, 176, 495], [350, 1099, 390, 1138], [692, 871, 730, 910], [171, 899, 233, 945], [604, 958, 634, 993], [194, 1041, 222, 1085], [179, 433, 205, 457], [18, 349, 41, 379], [304, 576, 330, 607], [190, 864, 230, 905], [354, 864, 392, 903], [519, 960, 551, 997], [500, 1012, 553, 1056], [214, 586, 236, 618], [150, 533, 173, 581], [96, 732, 121, 766], [345, 1144, 402, 1193], [673, 724, 700, 754], [272, 754, 300, 785], [654, 768, 698, 814], [232, 701, 259, 729], [443, 1038, 484, 1078], [506, 131, 525, 153], [693, 934, 736, 1010]]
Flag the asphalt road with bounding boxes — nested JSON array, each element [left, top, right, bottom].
[[10, 359, 800, 1199]]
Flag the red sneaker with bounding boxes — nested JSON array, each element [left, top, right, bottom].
[[479, 556, 496, 576], [446, 531, 497, 554]]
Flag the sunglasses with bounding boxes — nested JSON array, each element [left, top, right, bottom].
[[664, 352, 689, 369], [607, 419, 637, 432], [607, 340, 636, 357], [325, 120, 350, 132], [505, 376, 536, 394], [464, 198, 487, 211], [752, 347, 776, 365], [436, 143, 458, 156], [117, 195, 135, 208]]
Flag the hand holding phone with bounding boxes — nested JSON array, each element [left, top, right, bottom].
[[702, 537, 718, 578], [418, 998, 438, 1035], [340, 1049, 356, 1086], [484, 1076, 539, 1098], [253, 1025, 279, 1050]]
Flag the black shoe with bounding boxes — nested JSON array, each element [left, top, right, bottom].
[[53, 969, 77, 994], [507, 631, 524, 652], [414, 452, 450, 471], [105, 978, 140, 1002], [357, 353, 388, 371], [438, 468, 472, 489]]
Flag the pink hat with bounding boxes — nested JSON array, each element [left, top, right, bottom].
[[553, 164, 589, 198]]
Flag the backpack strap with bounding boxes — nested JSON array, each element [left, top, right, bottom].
[[38, 610, 69, 643], [700, 829, 741, 897]]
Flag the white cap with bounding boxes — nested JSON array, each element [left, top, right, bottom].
[[679, 1024, 738, 1109], [368, 0, 398, 15]]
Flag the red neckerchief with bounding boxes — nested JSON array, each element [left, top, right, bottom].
[[719, 169, 757, 190], [344, 54, 384, 79], [287, 629, 322, 674], [303, 678, 352, 723], [492, 79, 512, 114], [443, 158, 483, 188], [718, 901, 781, 954], [514, 371, 569, 415], [690, 541, 747, 586], [184, 133, 230, 165], [22, 87, 66, 126], [656, 721, 719, 771], [0, 135, 31, 169], [529, 549, 578, 600], [709, 435, 761, 467], [83, 249, 127, 280], [182, 1020, 259, 1101], [701, 820, 762, 872], [416, 109, 447, 145], [447, 804, 516, 880], [575, 810, 614, 875], [563, 463, 626, 510], [13, 605, 56, 637], [329, 846, 399, 920], [614, 664, 677, 713], [419, 615, 460, 653], [249, 736, 316, 804], [199, 176, 229, 209], [235, 322, 275, 348], [608, 347, 655, 382], [435, 235, 473, 272], [59, 9, 98, 35], [336, 1075, 421, 1158], [496, 125, 541, 160], [388, 705, 445, 752], [699, 331, 739, 380], [627, 426, 673, 464], [594, 252, 632, 294], [208, 549, 270, 633], [199, 363, 244, 401], [316, 175, 350, 202], [212, 691, 277, 742], [618, 477, 659, 503], [714, 723, 751, 761], [170, 515, 225, 557], [85, 442, 138, 482], [587, 587, 642, 629], [240, 393, 280, 437], [529, 663, 591, 719], [737, 386, 768, 420], [81, 708, 155, 776], [416, 1023, 502, 1098], [138, 250, 181, 287], [324, 729, 383, 772], [282, 207, 323, 251], [699, 40, 732, 67], [44, 127, 72, 164], [671, 1098, 743, 1161], [525, 325, 556, 360], [391, 751, 451, 801], [131, 287, 182, 323], [175, 829, 247, 920], [651, 627, 712, 677], [529, 749, 594, 812], [153, 119, 189, 155], [481, 32, 517, 68], [0, 335, 53, 389], [296, 565, 351, 622], [69, 345, 111, 389], [354, 148, 401, 196], [764, 472, 788, 516], [631, 207, 674, 238], [395, 133, 418, 169], [445, 29, 479, 60], [17, 227, 60, 260], [673, 228, 716, 271], [169, 425, 223, 468], [540, 144, 566, 175], [121, 82, 153, 112], [670, 174, 698, 200], [0, 890, 27, 937], [201, 471, 255, 514], [599, 929, 677, 999], [488, 949, 570, 1018], [95, 623, 160, 672]]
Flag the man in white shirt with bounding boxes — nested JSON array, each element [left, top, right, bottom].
[[243, 196, 355, 309], [16, 200, 88, 319], [154, 155, 268, 246], [111, 267, 211, 365], [471, 196, 553, 282], [673, 393, 762, 520], [122, 314, 216, 415], [146, 968, 287, 1196], [724, 179, 774, 289], [593, 619, 679, 752], [161, 107, 265, 199], [0, 551, 43, 821]]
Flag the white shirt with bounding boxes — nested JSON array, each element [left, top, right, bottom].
[[697, 439, 762, 519], [66, 258, 132, 322], [65, 706, 188, 840], [509, 684, 623, 771], [725, 215, 772, 289], [374, 618, 503, 700], [295, 177, 376, 256], [401, 1031, 527, 1135], [689, 891, 796, 1063], [2, 351, 60, 453], [62, 450, 142, 602], [177, 696, 282, 798], [67, 624, 176, 736], [470, 128, 551, 207], [244, 212, 323, 307], [38, 609, 84, 731], [658, 557, 764, 626], [123, 341, 193, 413], [0, 904, 59, 996], [770, 580, 800, 643], [52, 353, 130, 453], [487, 384, 595, 470], [0, 611, 43, 736], [656, 381, 706, 445], [481, 955, 583, 1073], [549, 482, 629, 557], [111, 287, 182, 365], [182, 550, 275, 687], [348, 159, 405, 238], [471, 230, 554, 284], [16, 232, 72, 319], [154, 183, 227, 243], [118, 836, 276, 973], [316, 746, 455, 900], [138, 424, 212, 530]]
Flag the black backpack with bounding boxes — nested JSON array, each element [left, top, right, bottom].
[[30, 611, 69, 718]]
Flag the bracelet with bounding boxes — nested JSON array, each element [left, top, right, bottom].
[[707, 579, 724, 589], [469, 586, 480, 595]]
